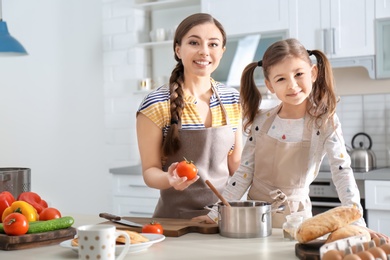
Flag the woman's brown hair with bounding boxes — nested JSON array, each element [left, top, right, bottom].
[[240, 38, 337, 133], [162, 13, 227, 156]]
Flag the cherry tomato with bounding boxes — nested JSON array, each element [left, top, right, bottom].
[[142, 221, 163, 234], [3, 212, 29, 236], [39, 207, 61, 221], [176, 157, 198, 180]]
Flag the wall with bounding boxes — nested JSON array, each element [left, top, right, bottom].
[[0, 0, 109, 215]]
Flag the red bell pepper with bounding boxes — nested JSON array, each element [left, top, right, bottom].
[[0, 191, 15, 223], [17, 192, 48, 214]]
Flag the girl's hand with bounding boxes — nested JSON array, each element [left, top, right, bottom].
[[366, 227, 390, 243], [167, 162, 199, 191]]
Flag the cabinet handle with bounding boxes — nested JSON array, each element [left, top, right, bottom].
[[128, 184, 146, 188], [129, 211, 153, 215], [331, 28, 336, 55], [323, 29, 329, 54]]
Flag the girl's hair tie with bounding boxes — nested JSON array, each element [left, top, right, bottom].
[[170, 119, 179, 125], [307, 50, 313, 56], [257, 60, 262, 67]]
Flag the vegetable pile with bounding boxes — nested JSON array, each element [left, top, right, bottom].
[[0, 191, 74, 236]]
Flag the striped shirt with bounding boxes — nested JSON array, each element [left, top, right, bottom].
[[137, 79, 241, 141]]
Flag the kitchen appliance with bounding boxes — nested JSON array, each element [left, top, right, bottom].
[[0, 168, 31, 198], [350, 132, 377, 172], [309, 178, 366, 220], [207, 200, 277, 238]]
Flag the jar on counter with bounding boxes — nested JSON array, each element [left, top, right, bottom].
[[282, 214, 303, 240]]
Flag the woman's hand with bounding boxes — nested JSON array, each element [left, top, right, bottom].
[[191, 215, 216, 224], [167, 162, 199, 191]]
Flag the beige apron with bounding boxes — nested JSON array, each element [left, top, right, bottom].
[[153, 88, 235, 219], [248, 104, 312, 228]]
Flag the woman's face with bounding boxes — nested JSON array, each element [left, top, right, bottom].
[[175, 22, 225, 79], [265, 56, 317, 107]]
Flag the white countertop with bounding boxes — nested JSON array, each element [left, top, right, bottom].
[[0, 214, 299, 260], [318, 167, 390, 181]]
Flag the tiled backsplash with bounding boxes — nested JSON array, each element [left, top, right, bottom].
[[323, 93, 390, 169]]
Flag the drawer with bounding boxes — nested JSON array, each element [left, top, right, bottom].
[[365, 180, 390, 210], [113, 196, 158, 217], [112, 174, 159, 198]]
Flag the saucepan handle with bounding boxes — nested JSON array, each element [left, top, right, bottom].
[[261, 204, 285, 222]]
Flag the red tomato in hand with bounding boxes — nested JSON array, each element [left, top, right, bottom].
[[3, 213, 29, 236], [176, 157, 198, 180], [39, 207, 61, 221], [142, 221, 163, 234]]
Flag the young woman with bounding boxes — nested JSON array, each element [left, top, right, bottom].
[[199, 38, 388, 241], [136, 13, 242, 219]]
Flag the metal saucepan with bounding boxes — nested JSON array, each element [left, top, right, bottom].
[[205, 200, 284, 238]]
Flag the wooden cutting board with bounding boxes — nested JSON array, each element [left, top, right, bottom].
[[0, 227, 76, 251], [100, 217, 219, 237], [295, 240, 325, 260]]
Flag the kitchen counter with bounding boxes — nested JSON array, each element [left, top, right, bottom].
[[0, 214, 299, 260], [318, 167, 390, 181]]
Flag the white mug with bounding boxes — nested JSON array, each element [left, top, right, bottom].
[[77, 224, 130, 260]]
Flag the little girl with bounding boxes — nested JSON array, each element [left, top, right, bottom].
[[196, 38, 388, 241]]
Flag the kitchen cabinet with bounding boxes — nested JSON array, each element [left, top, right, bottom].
[[134, 0, 201, 88], [376, 0, 390, 18], [111, 170, 159, 217], [201, 0, 289, 36], [289, 0, 375, 58], [375, 18, 390, 78], [365, 180, 390, 236]]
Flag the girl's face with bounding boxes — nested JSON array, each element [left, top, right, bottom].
[[175, 22, 225, 79], [265, 56, 317, 107]]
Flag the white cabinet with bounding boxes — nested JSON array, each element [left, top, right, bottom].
[[201, 0, 289, 36], [365, 180, 390, 236], [112, 173, 159, 217], [375, 18, 390, 78], [376, 0, 390, 18], [289, 0, 375, 58], [134, 0, 201, 87]]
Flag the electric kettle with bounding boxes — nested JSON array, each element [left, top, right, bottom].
[[349, 132, 376, 172]]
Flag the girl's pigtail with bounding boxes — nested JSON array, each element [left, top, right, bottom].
[[240, 61, 262, 133]]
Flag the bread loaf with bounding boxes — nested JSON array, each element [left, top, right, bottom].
[[295, 206, 361, 243], [325, 225, 370, 244]]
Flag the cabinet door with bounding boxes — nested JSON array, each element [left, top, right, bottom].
[[329, 0, 375, 57], [201, 0, 289, 36], [365, 180, 390, 210], [290, 0, 374, 58], [367, 210, 390, 236], [376, 0, 390, 18]]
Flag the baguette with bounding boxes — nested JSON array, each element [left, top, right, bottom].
[[295, 206, 361, 243], [325, 225, 370, 244]]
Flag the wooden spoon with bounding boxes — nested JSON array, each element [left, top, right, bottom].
[[205, 180, 231, 207]]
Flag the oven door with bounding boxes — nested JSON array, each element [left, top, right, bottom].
[[309, 178, 366, 219]]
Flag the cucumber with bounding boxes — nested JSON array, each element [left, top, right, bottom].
[[26, 216, 74, 234]]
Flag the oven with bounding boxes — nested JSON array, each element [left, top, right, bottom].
[[309, 178, 367, 220]]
